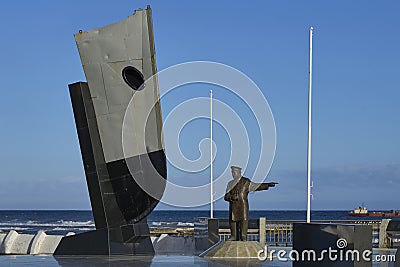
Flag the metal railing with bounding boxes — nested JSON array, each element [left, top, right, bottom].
[[219, 229, 260, 242], [217, 220, 382, 247]]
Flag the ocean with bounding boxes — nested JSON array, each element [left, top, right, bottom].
[[0, 210, 379, 236]]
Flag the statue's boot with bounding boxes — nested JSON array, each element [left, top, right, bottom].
[[228, 221, 237, 241], [240, 219, 248, 241]]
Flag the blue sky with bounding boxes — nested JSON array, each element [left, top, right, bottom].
[[0, 1, 399, 210]]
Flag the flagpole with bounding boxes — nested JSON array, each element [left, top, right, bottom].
[[210, 90, 214, 219], [307, 27, 313, 223]]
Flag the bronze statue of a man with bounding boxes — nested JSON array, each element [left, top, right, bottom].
[[224, 166, 278, 241]]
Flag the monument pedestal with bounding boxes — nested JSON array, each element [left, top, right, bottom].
[[395, 248, 400, 267], [200, 241, 266, 259]]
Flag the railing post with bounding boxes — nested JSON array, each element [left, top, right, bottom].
[[208, 218, 219, 247], [379, 219, 391, 248], [259, 217, 266, 246]]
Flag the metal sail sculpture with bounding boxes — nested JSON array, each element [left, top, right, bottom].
[[55, 6, 166, 255]]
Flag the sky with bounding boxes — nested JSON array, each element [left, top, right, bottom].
[[0, 1, 399, 211]]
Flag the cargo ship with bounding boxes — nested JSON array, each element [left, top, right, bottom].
[[348, 206, 400, 217]]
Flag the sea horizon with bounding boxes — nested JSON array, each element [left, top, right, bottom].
[[0, 209, 365, 211], [0, 210, 393, 237]]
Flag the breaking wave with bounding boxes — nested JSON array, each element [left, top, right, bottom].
[[150, 221, 194, 228], [0, 227, 31, 231], [52, 227, 94, 231], [0, 220, 95, 228]]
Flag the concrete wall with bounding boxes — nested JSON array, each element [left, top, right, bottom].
[[151, 234, 195, 255], [0, 231, 196, 255], [0, 230, 63, 255]]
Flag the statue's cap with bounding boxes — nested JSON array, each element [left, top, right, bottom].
[[231, 166, 242, 171]]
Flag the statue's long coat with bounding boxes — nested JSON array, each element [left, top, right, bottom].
[[224, 177, 270, 222], [225, 177, 250, 221]]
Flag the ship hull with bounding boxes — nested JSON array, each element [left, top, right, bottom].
[[56, 6, 166, 255]]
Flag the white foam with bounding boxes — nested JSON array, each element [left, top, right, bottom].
[[52, 227, 94, 231], [57, 220, 94, 227], [0, 220, 95, 228], [177, 222, 194, 227], [0, 227, 31, 231], [151, 221, 194, 227]]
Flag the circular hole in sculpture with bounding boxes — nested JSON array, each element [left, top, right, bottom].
[[122, 66, 145, 90]]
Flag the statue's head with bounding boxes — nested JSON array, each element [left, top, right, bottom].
[[231, 166, 242, 180]]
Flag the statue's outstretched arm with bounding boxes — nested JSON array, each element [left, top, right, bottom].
[[249, 181, 278, 192]]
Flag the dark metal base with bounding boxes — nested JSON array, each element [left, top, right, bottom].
[[54, 226, 154, 256], [293, 223, 372, 267]]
